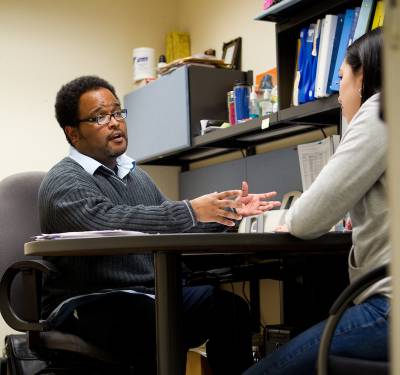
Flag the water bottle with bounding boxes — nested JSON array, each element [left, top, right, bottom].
[[249, 86, 260, 119], [227, 91, 236, 125], [271, 86, 278, 113], [234, 82, 250, 122], [259, 89, 273, 116]]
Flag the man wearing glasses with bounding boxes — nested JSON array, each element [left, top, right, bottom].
[[38, 75, 279, 374]]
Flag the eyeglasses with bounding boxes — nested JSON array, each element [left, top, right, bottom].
[[79, 109, 128, 126]]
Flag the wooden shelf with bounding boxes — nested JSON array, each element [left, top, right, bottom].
[[138, 0, 349, 168], [192, 113, 278, 149], [255, 0, 358, 27], [138, 96, 340, 167], [255, 0, 309, 22], [279, 94, 340, 124]]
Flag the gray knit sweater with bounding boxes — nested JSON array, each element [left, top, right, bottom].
[[39, 157, 223, 316]]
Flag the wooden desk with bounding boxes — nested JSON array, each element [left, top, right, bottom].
[[25, 232, 351, 375]]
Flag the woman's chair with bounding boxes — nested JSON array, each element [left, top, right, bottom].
[[317, 264, 389, 375], [0, 172, 132, 374]]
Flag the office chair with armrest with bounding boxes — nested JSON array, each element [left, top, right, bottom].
[[0, 172, 133, 374], [317, 264, 389, 375]]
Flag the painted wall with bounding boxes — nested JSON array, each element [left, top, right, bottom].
[[177, 0, 276, 77], [0, 0, 179, 351], [0, 0, 178, 180], [0, 0, 278, 352], [384, 6, 400, 372]]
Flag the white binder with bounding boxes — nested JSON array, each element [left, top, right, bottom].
[[315, 15, 338, 98]]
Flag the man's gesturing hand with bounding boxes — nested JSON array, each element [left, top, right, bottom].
[[190, 190, 244, 226]]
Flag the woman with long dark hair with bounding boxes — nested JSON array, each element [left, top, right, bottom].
[[244, 28, 389, 375]]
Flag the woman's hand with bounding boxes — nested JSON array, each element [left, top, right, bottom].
[[236, 181, 281, 217]]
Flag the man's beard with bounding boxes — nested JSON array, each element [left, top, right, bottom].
[[107, 140, 127, 158], [108, 147, 126, 158]]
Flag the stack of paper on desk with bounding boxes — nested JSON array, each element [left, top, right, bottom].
[[34, 230, 147, 240], [158, 56, 228, 76]]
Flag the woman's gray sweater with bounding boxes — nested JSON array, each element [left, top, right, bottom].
[[286, 93, 390, 303]]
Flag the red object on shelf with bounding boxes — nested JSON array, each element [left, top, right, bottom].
[[263, 0, 275, 10], [263, 0, 282, 11]]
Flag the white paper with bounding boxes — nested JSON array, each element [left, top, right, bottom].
[[261, 118, 270, 129], [34, 229, 147, 241], [315, 15, 338, 98], [297, 136, 336, 191]]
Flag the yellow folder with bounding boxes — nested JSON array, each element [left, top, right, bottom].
[[371, 1, 385, 30], [166, 32, 191, 63]]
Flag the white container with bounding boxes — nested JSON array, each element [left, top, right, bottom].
[[132, 47, 155, 81], [259, 89, 273, 116], [249, 86, 260, 119]]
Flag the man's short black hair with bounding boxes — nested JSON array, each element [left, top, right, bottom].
[[55, 75, 118, 130]]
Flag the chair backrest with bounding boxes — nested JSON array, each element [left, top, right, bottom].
[[0, 171, 46, 318]]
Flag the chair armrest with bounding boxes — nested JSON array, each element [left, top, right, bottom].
[[317, 264, 388, 375], [0, 260, 57, 332]]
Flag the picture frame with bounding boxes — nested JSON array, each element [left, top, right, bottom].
[[222, 37, 242, 70]]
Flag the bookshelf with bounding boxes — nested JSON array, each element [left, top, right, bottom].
[[256, 0, 362, 111], [138, 94, 339, 166], [255, 0, 359, 25], [139, 0, 370, 167], [138, 102, 340, 167]]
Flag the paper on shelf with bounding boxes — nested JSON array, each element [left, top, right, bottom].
[[297, 135, 339, 191], [34, 229, 147, 241], [261, 118, 270, 129]]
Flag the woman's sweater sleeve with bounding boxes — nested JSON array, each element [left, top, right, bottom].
[[286, 99, 386, 239]]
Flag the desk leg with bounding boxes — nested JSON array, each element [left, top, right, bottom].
[[155, 252, 184, 375], [250, 278, 260, 333]]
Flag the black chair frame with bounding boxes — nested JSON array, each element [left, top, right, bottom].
[[317, 264, 389, 375]]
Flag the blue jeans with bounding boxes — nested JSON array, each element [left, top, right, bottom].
[[243, 295, 389, 375]]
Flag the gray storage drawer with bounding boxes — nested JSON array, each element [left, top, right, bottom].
[[124, 65, 245, 162]]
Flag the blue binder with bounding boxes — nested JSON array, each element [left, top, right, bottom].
[[298, 24, 316, 104], [327, 13, 344, 95], [292, 27, 308, 105], [329, 9, 355, 92], [349, 7, 361, 45], [309, 19, 322, 101], [353, 0, 376, 41]]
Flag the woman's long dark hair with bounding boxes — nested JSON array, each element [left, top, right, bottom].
[[346, 27, 383, 104]]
